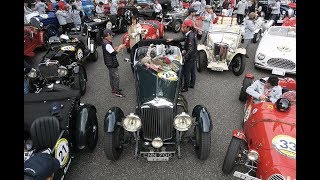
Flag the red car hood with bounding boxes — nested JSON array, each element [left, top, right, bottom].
[[246, 103, 296, 179]]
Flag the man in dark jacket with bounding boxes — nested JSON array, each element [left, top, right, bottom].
[[167, 19, 197, 92], [101, 28, 126, 97]]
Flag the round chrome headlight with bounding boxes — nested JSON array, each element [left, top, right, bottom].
[[122, 113, 142, 132], [257, 53, 265, 60], [27, 68, 37, 78], [173, 112, 192, 131], [87, 26, 92, 31], [247, 150, 259, 161], [39, 22, 43, 28], [58, 66, 68, 76], [151, 137, 163, 148]]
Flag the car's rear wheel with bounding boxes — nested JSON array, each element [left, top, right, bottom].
[[73, 66, 87, 95], [104, 126, 124, 161], [222, 137, 241, 174], [194, 124, 211, 160], [88, 49, 98, 62], [172, 20, 182, 33], [231, 54, 245, 76], [239, 77, 253, 102], [252, 30, 261, 43], [197, 50, 207, 72]]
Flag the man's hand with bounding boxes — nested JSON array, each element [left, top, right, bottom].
[[259, 95, 266, 101], [166, 38, 173, 42]]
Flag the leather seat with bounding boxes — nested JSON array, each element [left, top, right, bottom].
[[30, 116, 60, 150]]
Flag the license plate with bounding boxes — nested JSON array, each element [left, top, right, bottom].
[[140, 152, 175, 161], [212, 67, 223, 71], [233, 171, 261, 180], [272, 68, 285, 76]]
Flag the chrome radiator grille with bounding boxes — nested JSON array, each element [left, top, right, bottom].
[[267, 58, 295, 70], [268, 174, 285, 180], [39, 64, 59, 79], [141, 107, 174, 140]]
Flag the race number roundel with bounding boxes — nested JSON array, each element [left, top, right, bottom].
[[243, 105, 252, 123], [157, 71, 178, 81], [272, 135, 296, 159], [54, 138, 70, 167]]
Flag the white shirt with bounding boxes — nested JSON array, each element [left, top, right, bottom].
[[105, 44, 115, 53], [96, 5, 105, 14], [154, 3, 162, 13]]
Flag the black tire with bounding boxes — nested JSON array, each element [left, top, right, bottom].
[[222, 137, 241, 174], [252, 30, 261, 43], [197, 51, 207, 72], [96, 30, 102, 46], [88, 49, 98, 62], [172, 20, 182, 33], [104, 126, 124, 161], [82, 107, 99, 152], [194, 125, 211, 160], [239, 77, 253, 102], [231, 54, 245, 76], [73, 66, 87, 95], [119, 21, 128, 33]]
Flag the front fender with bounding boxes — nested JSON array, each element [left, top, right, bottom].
[[75, 104, 97, 150], [232, 129, 245, 140], [229, 48, 246, 60], [104, 107, 124, 133], [73, 64, 87, 80], [192, 105, 212, 132]]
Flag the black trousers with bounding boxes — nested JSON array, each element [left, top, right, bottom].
[[237, 14, 244, 25], [182, 60, 196, 89]]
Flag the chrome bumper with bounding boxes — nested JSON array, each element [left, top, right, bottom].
[[233, 171, 261, 180]]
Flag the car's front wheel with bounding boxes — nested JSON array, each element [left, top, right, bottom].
[[194, 124, 211, 160], [197, 50, 207, 72], [222, 137, 241, 174], [104, 126, 124, 161], [80, 105, 99, 152], [73, 66, 87, 95], [231, 54, 245, 76], [172, 20, 182, 33]]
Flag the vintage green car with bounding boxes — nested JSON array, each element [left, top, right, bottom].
[[103, 39, 213, 161]]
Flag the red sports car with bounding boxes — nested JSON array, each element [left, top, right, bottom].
[[222, 73, 296, 180], [122, 20, 165, 52], [281, 17, 296, 27], [24, 25, 45, 57]]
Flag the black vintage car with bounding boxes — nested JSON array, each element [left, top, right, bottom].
[[28, 35, 93, 95], [82, 15, 110, 47], [108, 6, 139, 33], [104, 40, 213, 161], [24, 84, 98, 179]]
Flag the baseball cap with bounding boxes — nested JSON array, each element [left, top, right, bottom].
[[103, 28, 115, 37], [188, 7, 197, 14], [182, 19, 194, 28], [24, 153, 60, 180]]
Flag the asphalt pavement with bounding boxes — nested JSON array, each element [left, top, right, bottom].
[[29, 30, 294, 180]]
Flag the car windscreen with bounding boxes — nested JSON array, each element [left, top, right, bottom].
[[207, 32, 239, 51], [267, 27, 296, 38]]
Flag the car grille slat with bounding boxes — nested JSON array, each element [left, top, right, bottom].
[[141, 107, 173, 140], [39, 64, 59, 79], [267, 58, 295, 70], [268, 174, 285, 180]]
